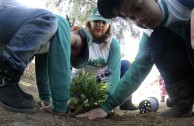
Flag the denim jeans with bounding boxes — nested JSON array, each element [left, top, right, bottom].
[[120, 60, 131, 78], [0, 5, 57, 71], [120, 60, 133, 102]]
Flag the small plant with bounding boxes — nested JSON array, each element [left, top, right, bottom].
[[68, 71, 110, 114]]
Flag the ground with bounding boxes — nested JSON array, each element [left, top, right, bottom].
[[1, 64, 194, 126]]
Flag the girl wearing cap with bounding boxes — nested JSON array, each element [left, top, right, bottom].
[[73, 7, 137, 111], [76, 0, 194, 120], [74, 7, 120, 91], [0, 1, 92, 114]]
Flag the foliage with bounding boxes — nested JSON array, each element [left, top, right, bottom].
[[112, 18, 140, 43], [47, 0, 142, 58], [48, 0, 141, 41], [68, 71, 109, 114]]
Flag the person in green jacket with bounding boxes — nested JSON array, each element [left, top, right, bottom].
[[76, 0, 194, 120], [0, 3, 92, 114], [36, 24, 93, 114], [73, 7, 137, 111]]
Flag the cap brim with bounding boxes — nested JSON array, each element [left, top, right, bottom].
[[89, 16, 110, 23], [97, 0, 117, 19], [71, 27, 92, 69]]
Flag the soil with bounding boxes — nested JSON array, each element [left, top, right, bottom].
[[1, 64, 194, 126]]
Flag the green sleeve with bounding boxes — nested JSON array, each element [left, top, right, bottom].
[[101, 32, 154, 113], [35, 53, 51, 102], [106, 38, 121, 91], [49, 15, 71, 112]]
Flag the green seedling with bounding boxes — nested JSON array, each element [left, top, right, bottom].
[[68, 71, 110, 114]]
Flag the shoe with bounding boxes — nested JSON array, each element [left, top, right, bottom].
[[0, 75, 36, 113], [159, 105, 192, 118], [16, 84, 35, 103], [166, 98, 174, 108], [159, 75, 194, 118], [120, 100, 138, 111]]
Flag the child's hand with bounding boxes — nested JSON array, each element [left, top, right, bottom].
[[41, 101, 52, 107], [191, 9, 194, 50], [41, 106, 55, 114], [76, 108, 108, 120]]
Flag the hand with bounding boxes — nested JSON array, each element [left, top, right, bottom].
[[41, 101, 52, 107], [70, 26, 81, 31], [41, 105, 55, 114], [76, 108, 108, 120], [191, 9, 194, 49]]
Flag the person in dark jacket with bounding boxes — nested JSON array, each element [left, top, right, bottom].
[[77, 0, 194, 120]]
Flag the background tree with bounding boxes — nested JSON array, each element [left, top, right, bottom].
[[47, 0, 141, 56]]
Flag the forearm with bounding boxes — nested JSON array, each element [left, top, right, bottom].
[[48, 15, 71, 112], [102, 62, 153, 113], [102, 33, 153, 112], [107, 38, 121, 90], [35, 53, 51, 102]]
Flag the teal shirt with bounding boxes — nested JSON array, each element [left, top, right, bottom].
[[35, 15, 71, 112], [106, 38, 121, 91]]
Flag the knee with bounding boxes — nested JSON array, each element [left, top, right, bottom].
[[121, 60, 130, 69], [120, 60, 130, 77]]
